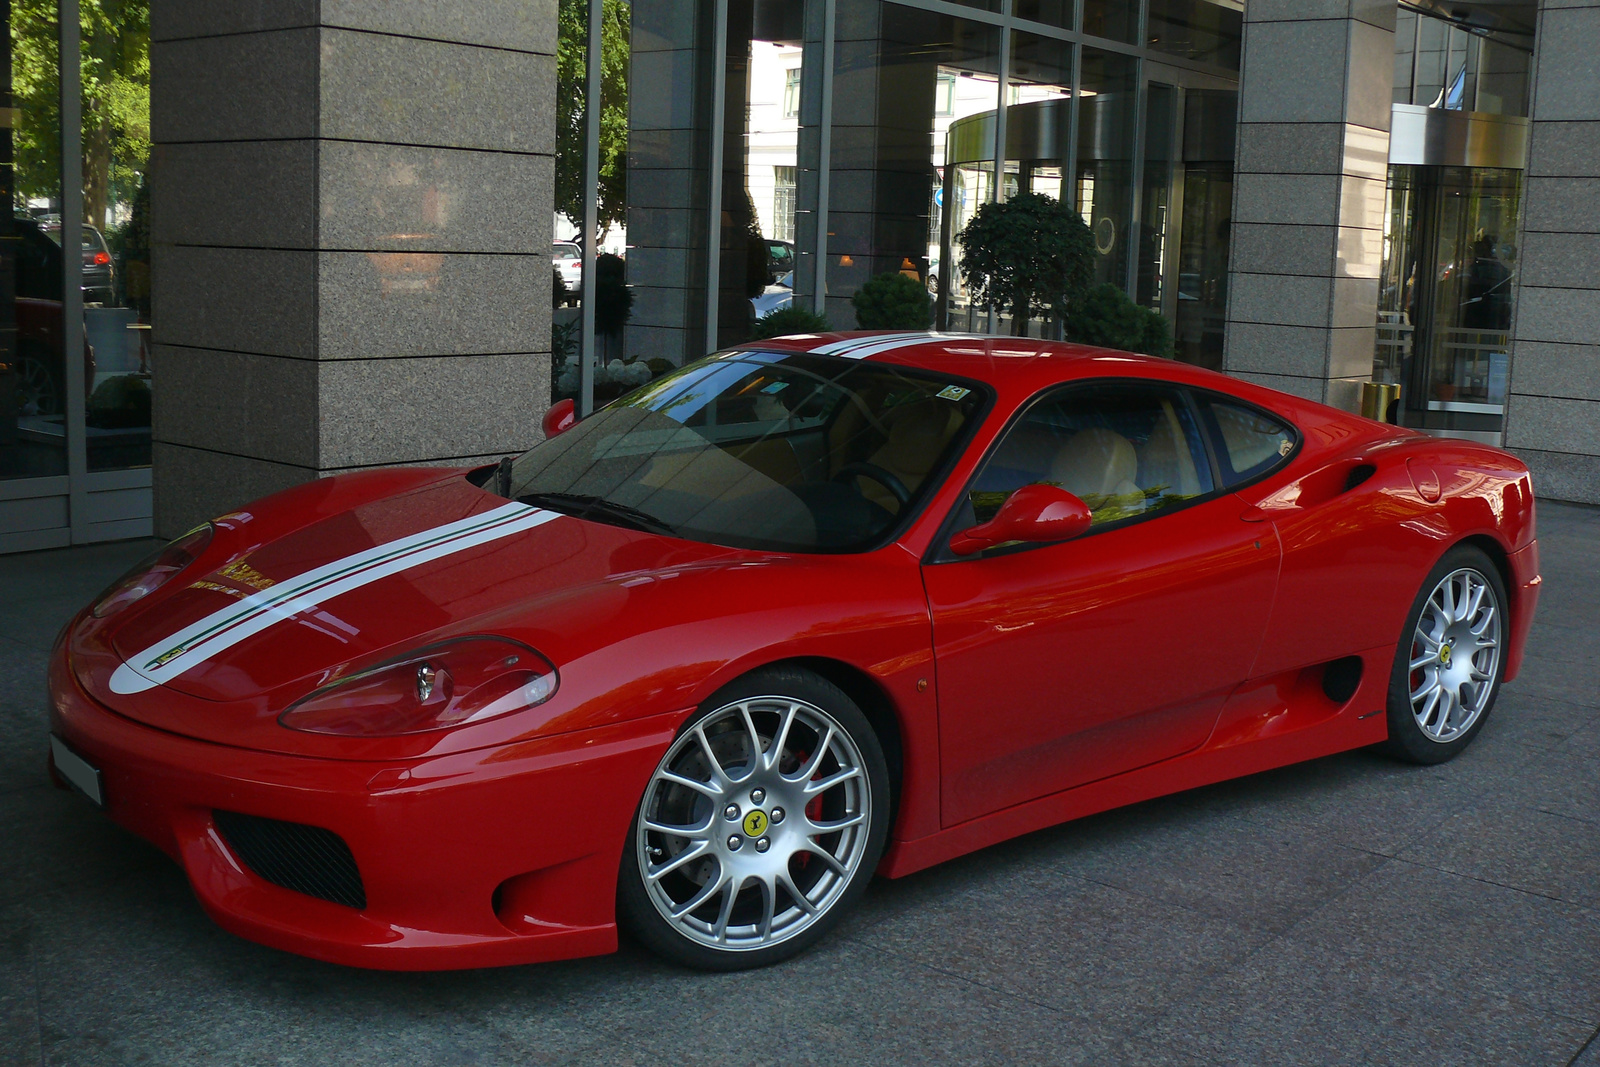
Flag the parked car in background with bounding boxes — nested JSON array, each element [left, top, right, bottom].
[[750, 270, 793, 319], [552, 242, 582, 306], [766, 239, 794, 284], [42, 220, 115, 305]]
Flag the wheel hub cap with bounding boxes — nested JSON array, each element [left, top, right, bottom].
[[1408, 567, 1501, 744], [637, 696, 872, 951]]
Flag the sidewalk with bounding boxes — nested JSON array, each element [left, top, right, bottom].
[[2, 504, 1597, 1066]]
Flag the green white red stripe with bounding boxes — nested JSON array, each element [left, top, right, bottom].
[[110, 502, 560, 695]]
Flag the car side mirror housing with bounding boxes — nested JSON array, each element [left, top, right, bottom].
[[948, 484, 1093, 556], [542, 397, 577, 438]]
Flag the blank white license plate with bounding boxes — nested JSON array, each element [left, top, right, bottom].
[[50, 735, 103, 808]]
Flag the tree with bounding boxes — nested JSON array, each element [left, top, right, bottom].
[[956, 192, 1096, 336], [12, 0, 149, 227], [555, 0, 629, 239]]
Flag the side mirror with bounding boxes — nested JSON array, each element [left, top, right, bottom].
[[948, 484, 1092, 557], [542, 397, 577, 438]]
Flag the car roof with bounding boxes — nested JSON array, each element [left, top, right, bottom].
[[741, 330, 1401, 448], [748, 331, 1228, 393]]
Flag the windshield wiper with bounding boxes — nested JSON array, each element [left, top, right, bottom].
[[517, 491, 676, 535]]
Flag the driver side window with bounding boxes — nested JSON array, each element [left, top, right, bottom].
[[966, 382, 1214, 529]]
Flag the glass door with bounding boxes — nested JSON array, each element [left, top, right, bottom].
[[1379, 164, 1521, 440]]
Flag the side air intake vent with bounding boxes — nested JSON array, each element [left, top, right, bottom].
[[1344, 464, 1376, 492], [213, 810, 367, 910]]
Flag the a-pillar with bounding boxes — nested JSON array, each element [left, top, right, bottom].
[[1224, 1, 1395, 412], [1505, 0, 1600, 504], [149, 2, 556, 537]]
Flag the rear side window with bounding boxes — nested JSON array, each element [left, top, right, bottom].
[[1199, 395, 1297, 485]]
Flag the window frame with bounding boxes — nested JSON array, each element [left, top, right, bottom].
[[924, 376, 1288, 565]]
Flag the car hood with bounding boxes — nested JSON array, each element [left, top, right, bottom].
[[78, 473, 743, 746]]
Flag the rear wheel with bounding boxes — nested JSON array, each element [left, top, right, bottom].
[[618, 666, 890, 970], [1381, 545, 1506, 764]]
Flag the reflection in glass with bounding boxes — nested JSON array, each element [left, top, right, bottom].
[[82, 0, 151, 472], [3, 0, 68, 481], [1146, 0, 1241, 70], [1075, 49, 1136, 290], [1136, 84, 1177, 315], [1082, 0, 1136, 43], [739, 30, 805, 340], [1378, 164, 1521, 437], [1174, 89, 1236, 371], [829, 2, 1000, 329], [1013, 0, 1073, 28]]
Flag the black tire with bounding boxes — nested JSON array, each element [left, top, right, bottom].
[[1380, 544, 1508, 764], [617, 665, 891, 971]]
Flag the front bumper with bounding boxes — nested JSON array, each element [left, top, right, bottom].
[[48, 641, 678, 970]]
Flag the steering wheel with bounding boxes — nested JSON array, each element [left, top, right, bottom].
[[832, 462, 911, 509]]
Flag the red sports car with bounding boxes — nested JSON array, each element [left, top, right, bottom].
[[47, 333, 1540, 972]]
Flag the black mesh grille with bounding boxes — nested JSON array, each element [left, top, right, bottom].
[[213, 810, 367, 910]]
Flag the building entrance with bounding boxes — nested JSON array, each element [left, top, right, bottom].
[[1376, 105, 1527, 443]]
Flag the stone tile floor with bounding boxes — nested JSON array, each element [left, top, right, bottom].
[[1, 503, 1597, 1066]]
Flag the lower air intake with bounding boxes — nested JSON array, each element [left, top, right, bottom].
[[213, 810, 367, 910]]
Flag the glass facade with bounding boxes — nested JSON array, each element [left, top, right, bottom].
[[1, 0, 152, 552], [555, 0, 1243, 398]]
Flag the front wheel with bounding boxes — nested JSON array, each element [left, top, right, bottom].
[[1381, 545, 1507, 764], [618, 667, 890, 970]]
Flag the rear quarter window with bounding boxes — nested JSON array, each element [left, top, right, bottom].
[[1198, 394, 1299, 486]]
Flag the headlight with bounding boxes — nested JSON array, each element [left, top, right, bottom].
[[91, 524, 213, 619], [278, 637, 558, 737]]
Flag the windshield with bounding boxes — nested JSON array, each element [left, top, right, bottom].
[[507, 350, 986, 552]]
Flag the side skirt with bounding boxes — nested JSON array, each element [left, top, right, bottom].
[[878, 643, 1395, 879]]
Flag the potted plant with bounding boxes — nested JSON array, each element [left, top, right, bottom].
[[956, 192, 1095, 336]]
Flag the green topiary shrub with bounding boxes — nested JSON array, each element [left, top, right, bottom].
[[1062, 283, 1174, 358], [851, 271, 933, 330], [86, 374, 151, 429], [957, 191, 1096, 335], [750, 306, 831, 340]]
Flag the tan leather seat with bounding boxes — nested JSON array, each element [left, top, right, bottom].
[[1137, 403, 1203, 498], [1049, 427, 1143, 511], [858, 402, 962, 512]]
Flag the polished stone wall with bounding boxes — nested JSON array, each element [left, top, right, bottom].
[[1505, 0, 1600, 504], [149, 1, 555, 536], [1224, 0, 1395, 413]]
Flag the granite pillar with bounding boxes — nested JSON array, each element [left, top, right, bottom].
[[1224, 0, 1395, 412], [149, 1, 556, 537], [1504, 0, 1600, 504]]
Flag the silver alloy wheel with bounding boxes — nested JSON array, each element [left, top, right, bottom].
[[637, 695, 872, 952], [1408, 566, 1502, 743]]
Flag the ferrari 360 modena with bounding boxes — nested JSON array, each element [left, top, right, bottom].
[[47, 332, 1540, 971]]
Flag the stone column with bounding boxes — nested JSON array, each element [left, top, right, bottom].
[[1224, 0, 1395, 412], [150, 2, 556, 536], [1505, 0, 1600, 504]]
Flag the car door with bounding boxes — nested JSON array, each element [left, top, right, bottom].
[[922, 380, 1283, 827]]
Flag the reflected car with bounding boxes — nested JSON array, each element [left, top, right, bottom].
[[5, 217, 97, 419], [552, 241, 582, 305], [48, 332, 1540, 972], [43, 220, 116, 305], [750, 270, 793, 319], [765, 239, 794, 284]]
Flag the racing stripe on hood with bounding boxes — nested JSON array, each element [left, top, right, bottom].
[[109, 502, 561, 696]]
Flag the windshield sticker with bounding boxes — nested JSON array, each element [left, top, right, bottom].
[[937, 385, 971, 402], [761, 381, 789, 394]]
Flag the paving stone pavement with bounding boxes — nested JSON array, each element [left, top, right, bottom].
[[1, 503, 1597, 1066]]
